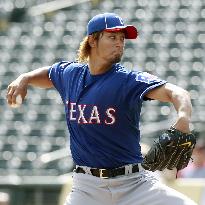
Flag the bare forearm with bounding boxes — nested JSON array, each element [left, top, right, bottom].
[[170, 86, 192, 120], [7, 66, 53, 106], [168, 84, 192, 132], [23, 66, 53, 88], [145, 83, 192, 133]]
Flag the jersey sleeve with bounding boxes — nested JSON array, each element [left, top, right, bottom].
[[125, 71, 167, 108], [48, 61, 71, 101]]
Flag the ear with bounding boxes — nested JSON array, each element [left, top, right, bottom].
[[88, 35, 96, 48]]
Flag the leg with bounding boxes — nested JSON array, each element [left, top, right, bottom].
[[64, 172, 112, 205], [64, 188, 101, 205], [157, 183, 198, 205], [111, 170, 198, 205]]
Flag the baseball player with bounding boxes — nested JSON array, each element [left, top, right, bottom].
[[7, 13, 197, 205]]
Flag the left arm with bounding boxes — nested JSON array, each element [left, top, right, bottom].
[[145, 83, 192, 133]]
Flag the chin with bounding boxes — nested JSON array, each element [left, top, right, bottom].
[[111, 54, 122, 64], [110, 58, 120, 64]]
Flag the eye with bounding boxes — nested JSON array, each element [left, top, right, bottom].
[[121, 36, 125, 41], [109, 35, 116, 39]]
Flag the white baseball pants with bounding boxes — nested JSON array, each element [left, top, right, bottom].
[[64, 168, 197, 205]]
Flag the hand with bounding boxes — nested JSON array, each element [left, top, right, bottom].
[[6, 74, 28, 106], [172, 116, 191, 134]]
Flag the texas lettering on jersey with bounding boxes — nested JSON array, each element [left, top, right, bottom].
[[67, 102, 116, 125]]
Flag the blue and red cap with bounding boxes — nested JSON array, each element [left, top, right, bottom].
[[87, 13, 138, 39]]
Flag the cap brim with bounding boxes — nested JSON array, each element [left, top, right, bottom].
[[104, 25, 138, 39]]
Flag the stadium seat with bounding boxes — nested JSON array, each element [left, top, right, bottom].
[[0, 0, 204, 176]]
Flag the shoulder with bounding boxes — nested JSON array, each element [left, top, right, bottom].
[[53, 61, 86, 70], [128, 70, 163, 85], [113, 64, 144, 78], [50, 61, 87, 74], [113, 64, 131, 79], [114, 64, 163, 84], [113, 64, 145, 81], [112, 64, 149, 83], [114, 63, 129, 74]]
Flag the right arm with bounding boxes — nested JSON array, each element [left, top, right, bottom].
[[7, 66, 53, 106]]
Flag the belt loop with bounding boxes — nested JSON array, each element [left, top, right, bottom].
[[75, 165, 80, 172], [125, 164, 133, 175], [83, 166, 92, 175], [138, 163, 143, 171], [77, 165, 92, 175]]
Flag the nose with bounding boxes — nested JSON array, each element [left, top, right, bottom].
[[116, 37, 124, 48]]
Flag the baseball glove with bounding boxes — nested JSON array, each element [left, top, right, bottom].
[[141, 127, 196, 171]]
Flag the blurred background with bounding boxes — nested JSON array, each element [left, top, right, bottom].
[[0, 0, 205, 204]]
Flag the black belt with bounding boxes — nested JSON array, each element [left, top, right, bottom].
[[74, 164, 139, 178]]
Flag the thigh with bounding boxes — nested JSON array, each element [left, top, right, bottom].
[[115, 171, 197, 205], [137, 173, 198, 205], [64, 188, 102, 205], [157, 183, 198, 205], [64, 173, 111, 205]]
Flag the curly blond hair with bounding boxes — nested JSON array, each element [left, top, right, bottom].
[[76, 32, 102, 63]]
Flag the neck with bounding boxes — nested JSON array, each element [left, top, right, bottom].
[[88, 56, 113, 75]]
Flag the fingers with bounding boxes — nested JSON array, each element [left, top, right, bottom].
[[6, 82, 27, 107], [11, 90, 21, 105], [6, 84, 15, 105]]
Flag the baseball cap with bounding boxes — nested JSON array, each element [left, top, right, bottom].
[[87, 13, 138, 39]]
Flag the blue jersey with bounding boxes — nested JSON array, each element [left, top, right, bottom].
[[48, 61, 166, 168]]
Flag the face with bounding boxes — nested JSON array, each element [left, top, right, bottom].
[[92, 31, 125, 64]]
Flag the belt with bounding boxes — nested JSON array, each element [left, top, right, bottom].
[[74, 164, 140, 178]]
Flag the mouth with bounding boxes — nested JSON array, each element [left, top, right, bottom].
[[111, 52, 123, 63], [113, 49, 123, 56]]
